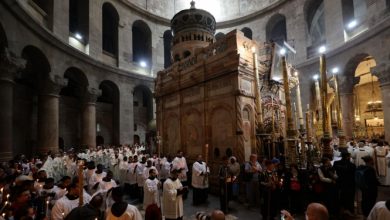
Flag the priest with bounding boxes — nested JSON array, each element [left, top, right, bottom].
[[162, 169, 188, 220], [192, 154, 210, 205]]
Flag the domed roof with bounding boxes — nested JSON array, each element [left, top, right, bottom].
[[171, 1, 216, 36]]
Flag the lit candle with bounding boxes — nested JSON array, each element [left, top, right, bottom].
[[62, 212, 65, 219], [5, 194, 9, 200], [2, 213, 5, 218], [46, 200, 49, 217]]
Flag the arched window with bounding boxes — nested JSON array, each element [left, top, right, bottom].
[[266, 14, 287, 46], [69, 0, 89, 43], [102, 3, 119, 56], [305, 0, 325, 58], [163, 30, 173, 68], [241, 27, 253, 39], [132, 20, 152, 67], [341, 0, 367, 27]]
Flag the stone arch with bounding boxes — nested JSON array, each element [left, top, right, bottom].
[[266, 13, 287, 46], [133, 85, 154, 145], [60, 67, 89, 98], [210, 105, 235, 159], [97, 80, 120, 145], [241, 27, 253, 40], [21, 45, 51, 82], [163, 30, 173, 68], [215, 32, 225, 41], [132, 20, 152, 67], [13, 45, 51, 156], [342, 53, 371, 93], [102, 2, 119, 56], [0, 22, 7, 50]]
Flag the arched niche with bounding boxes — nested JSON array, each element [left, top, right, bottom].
[[102, 2, 119, 56], [266, 14, 287, 46]]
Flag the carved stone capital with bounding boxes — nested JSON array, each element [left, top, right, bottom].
[[40, 75, 67, 97], [82, 87, 102, 104], [0, 48, 26, 82], [372, 64, 390, 86]]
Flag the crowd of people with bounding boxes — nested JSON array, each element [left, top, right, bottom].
[[0, 138, 389, 220]]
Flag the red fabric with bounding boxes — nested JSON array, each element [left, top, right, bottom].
[[145, 204, 162, 220]]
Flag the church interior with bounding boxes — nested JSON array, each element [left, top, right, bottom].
[[1, 0, 390, 219]]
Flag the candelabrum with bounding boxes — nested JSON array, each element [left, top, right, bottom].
[[319, 53, 333, 159]]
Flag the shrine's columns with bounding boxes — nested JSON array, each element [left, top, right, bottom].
[[37, 76, 66, 154], [373, 64, 390, 143], [0, 50, 24, 161], [81, 88, 101, 149]]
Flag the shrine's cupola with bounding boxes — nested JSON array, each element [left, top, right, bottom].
[[170, 0, 216, 62]]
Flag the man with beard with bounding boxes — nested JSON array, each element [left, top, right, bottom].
[[192, 154, 210, 205], [163, 169, 188, 220]]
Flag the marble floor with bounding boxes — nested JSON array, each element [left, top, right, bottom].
[[126, 186, 390, 220]]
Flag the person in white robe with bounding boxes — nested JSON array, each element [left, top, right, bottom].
[[106, 187, 142, 220], [385, 151, 390, 186], [191, 155, 210, 205], [89, 164, 107, 193], [51, 182, 92, 220], [97, 171, 117, 192], [375, 142, 387, 177], [367, 200, 390, 220], [143, 160, 159, 180], [352, 141, 370, 166], [143, 168, 161, 210], [136, 156, 147, 202], [172, 151, 189, 186], [162, 169, 188, 220]]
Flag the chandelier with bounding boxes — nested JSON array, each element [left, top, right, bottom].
[[365, 75, 382, 117]]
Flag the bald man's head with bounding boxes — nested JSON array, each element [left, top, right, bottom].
[[306, 203, 328, 220], [210, 210, 225, 220]]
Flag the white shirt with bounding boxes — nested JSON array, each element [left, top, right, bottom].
[[98, 179, 117, 191]]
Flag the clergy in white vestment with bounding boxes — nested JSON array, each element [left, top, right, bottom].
[[143, 168, 161, 210], [367, 200, 390, 220], [375, 143, 388, 177], [162, 169, 188, 220], [51, 182, 92, 220], [105, 187, 142, 220], [172, 151, 189, 185], [352, 142, 370, 166], [143, 160, 159, 180], [97, 171, 117, 192], [89, 164, 107, 192], [191, 154, 210, 205], [136, 156, 147, 202]]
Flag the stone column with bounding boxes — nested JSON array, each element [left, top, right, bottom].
[[374, 64, 390, 143], [37, 76, 66, 154], [81, 88, 101, 149], [0, 49, 25, 162], [340, 93, 354, 139]]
